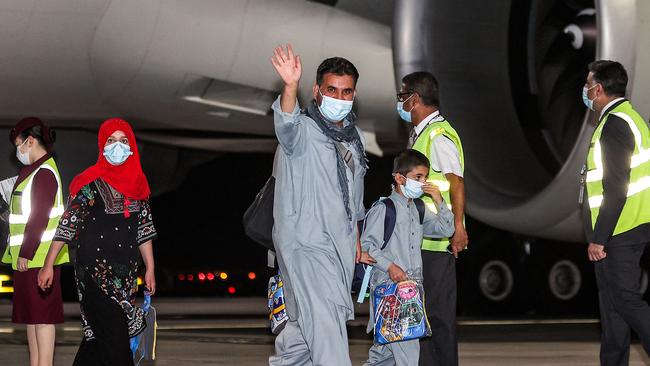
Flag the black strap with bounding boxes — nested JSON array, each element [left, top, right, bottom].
[[368, 197, 422, 251], [334, 141, 355, 175], [381, 198, 396, 250], [414, 198, 425, 224]]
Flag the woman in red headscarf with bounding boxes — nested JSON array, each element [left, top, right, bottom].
[[38, 118, 157, 366]]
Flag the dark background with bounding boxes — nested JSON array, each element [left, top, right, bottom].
[[148, 152, 398, 297]]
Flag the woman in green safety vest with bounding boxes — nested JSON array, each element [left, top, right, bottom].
[[38, 118, 157, 366], [2, 117, 68, 366]]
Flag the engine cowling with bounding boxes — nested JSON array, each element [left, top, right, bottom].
[[393, 0, 648, 242]]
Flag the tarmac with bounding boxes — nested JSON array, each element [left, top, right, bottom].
[[1, 298, 649, 365]]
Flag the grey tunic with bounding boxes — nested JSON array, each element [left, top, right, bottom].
[[269, 96, 366, 366], [362, 191, 454, 366]]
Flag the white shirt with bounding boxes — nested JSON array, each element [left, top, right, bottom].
[[600, 97, 625, 121], [413, 111, 463, 177]]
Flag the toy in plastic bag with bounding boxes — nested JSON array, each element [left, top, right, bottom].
[[268, 273, 288, 334], [372, 279, 431, 344], [130, 292, 156, 366]]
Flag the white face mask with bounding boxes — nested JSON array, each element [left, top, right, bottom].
[[16, 139, 31, 165], [103, 141, 133, 166], [318, 89, 354, 123], [400, 177, 424, 199], [397, 94, 415, 123], [582, 85, 597, 111]]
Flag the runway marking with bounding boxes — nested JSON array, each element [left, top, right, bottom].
[[158, 323, 271, 331], [3, 318, 600, 334], [61, 323, 270, 332], [458, 319, 600, 326], [62, 327, 82, 332]]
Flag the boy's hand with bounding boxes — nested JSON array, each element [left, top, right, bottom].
[[355, 237, 362, 264], [387, 263, 408, 283], [422, 182, 443, 204], [359, 251, 376, 265]]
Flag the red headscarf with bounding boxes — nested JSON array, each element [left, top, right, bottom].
[[69, 119, 151, 204]]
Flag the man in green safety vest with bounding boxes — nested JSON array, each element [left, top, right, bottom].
[[581, 60, 650, 365], [398, 71, 467, 366]]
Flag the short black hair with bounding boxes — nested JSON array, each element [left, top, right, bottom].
[[588, 60, 628, 97], [316, 57, 359, 86], [393, 149, 430, 176], [402, 71, 439, 107], [20, 125, 55, 147]]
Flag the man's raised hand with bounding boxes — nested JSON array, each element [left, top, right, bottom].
[[271, 44, 302, 88]]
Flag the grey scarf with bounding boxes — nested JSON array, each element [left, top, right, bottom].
[[306, 100, 367, 222]]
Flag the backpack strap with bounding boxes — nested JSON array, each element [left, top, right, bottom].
[[354, 197, 397, 304], [413, 198, 425, 225], [381, 198, 397, 250]]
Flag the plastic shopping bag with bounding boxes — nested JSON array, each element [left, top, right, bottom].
[[130, 292, 157, 365], [268, 273, 288, 334], [372, 279, 431, 344]]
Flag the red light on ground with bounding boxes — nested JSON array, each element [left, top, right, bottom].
[[228, 286, 236, 294], [178, 274, 185, 281], [207, 273, 215, 281], [187, 274, 194, 281], [198, 272, 206, 281], [248, 272, 256, 280]]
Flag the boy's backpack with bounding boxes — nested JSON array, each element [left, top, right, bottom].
[[351, 197, 425, 298]]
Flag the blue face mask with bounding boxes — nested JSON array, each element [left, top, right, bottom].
[[397, 94, 415, 123], [400, 177, 424, 199], [582, 85, 597, 111], [103, 142, 133, 166], [318, 89, 354, 123]]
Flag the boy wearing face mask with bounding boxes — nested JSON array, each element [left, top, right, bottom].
[[360, 149, 455, 366]]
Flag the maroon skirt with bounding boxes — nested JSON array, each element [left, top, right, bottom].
[[12, 266, 64, 324]]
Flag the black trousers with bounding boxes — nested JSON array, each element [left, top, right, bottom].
[[73, 276, 134, 366], [419, 251, 458, 366], [596, 242, 650, 366]]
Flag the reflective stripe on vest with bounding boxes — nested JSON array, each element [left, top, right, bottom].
[[9, 207, 64, 224], [586, 112, 650, 184], [9, 163, 64, 224], [585, 101, 650, 235], [412, 120, 464, 252], [9, 163, 63, 237], [9, 229, 57, 246]]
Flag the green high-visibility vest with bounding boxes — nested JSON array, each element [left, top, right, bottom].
[[1, 157, 69, 270], [412, 118, 465, 252], [585, 100, 650, 235]]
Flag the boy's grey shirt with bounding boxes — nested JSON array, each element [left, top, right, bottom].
[[271, 95, 366, 331], [361, 190, 454, 332]]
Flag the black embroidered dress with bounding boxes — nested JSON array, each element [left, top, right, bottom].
[[53, 178, 156, 365]]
